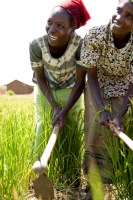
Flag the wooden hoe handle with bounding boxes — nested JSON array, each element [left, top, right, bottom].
[[32, 124, 60, 174], [41, 124, 59, 167], [110, 123, 133, 151]]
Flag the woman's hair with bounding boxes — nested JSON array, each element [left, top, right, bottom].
[[61, 7, 75, 28]]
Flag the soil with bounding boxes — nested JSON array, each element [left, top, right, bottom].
[[27, 173, 117, 200]]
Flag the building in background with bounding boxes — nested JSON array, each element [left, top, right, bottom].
[[3, 80, 34, 95]]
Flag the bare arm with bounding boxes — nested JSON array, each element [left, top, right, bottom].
[[112, 82, 133, 132], [62, 68, 86, 115], [87, 67, 112, 128], [117, 82, 133, 118], [88, 68, 133, 133], [52, 68, 86, 129], [87, 67, 104, 109], [35, 67, 60, 112]]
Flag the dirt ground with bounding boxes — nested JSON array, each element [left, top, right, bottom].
[[27, 173, 117, 200], [27, 185, 116, 200]]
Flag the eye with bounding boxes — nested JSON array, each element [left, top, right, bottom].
[[57, 23, 65, 29], [47, 20, 52, 26], [116, 7, 122, 15], [125, 13, 133, 20]]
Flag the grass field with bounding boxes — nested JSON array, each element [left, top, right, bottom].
[[0, 94, 133, 200], [0, 94, 35, 200]]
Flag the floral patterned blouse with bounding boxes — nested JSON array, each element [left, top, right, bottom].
[[80, 21, 133, 99]]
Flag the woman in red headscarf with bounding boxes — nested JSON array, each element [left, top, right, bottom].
[[29, 0, 90, 188]]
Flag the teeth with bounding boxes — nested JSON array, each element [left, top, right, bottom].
[[115, 24, 122, 28], [113, 22, 122, 28], [49, 35, 58, 40]]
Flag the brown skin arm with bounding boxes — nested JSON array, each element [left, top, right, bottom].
[[52, 68, 86, 130], [87, 67, 112, 128], [111, 82, 133, 133], [35, 66, 61, 117], [87, 67, 133, 134]]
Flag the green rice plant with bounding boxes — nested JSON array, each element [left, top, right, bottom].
[[0, 94, 85, 199], [88, 161, 104, 200], [0, 95, 35, 200], [34, 98, 85, 189], [2, 94, 132, 199], [50, 106, 85, 188], [85, 100, 133, 199], [103, 100, 133, 199]]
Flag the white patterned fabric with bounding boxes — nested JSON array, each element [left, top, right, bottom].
[[29, 32, 83, 90], [80, 21, 133, 99]]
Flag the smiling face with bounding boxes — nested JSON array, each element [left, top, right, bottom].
[[111, 0, 133, 40], [45, 7, 74, 50]]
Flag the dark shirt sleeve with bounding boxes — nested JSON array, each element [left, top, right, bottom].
[[29, 39, 43, 70]]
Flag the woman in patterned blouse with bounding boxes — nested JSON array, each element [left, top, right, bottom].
[[80, 0, 133, 183], [29, 0, 90, 187]]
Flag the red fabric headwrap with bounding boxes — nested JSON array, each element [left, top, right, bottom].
[[56, 0, 91, 29]]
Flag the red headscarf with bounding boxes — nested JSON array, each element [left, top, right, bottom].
[[56, 0, 91, 29]]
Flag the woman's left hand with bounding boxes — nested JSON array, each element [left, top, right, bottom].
[[109, 115, 125, 136], [52, 110, 66, 131]]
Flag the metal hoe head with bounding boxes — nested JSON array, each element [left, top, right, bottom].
[[33, 173, 54, 200], [32, 125, 60, 199]]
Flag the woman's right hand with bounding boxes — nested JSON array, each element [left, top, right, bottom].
[[52, 110, 66, 131], [100, 110, 112, 129], [109, 115, 125, 136]]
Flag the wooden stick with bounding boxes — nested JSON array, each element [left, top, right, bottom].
[[32, 124, 60, 174], [110, 122, 133, 151]]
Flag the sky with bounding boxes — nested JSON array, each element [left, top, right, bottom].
[[0, 0, 118, 86]]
